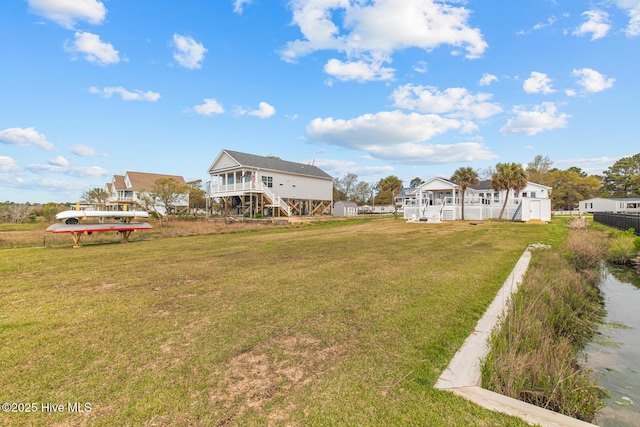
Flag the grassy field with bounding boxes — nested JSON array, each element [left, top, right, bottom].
[[0, 217, 565, 426]]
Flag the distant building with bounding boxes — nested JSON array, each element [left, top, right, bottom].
[[106, 171, 188, 215], [334, 201, 358, 216], [403, 177, 551, 222], [395, 187, 418, 213], [358, 204, 396, 214], [579, 198, 640, 214]]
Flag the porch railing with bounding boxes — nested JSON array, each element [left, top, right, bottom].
[[208, 181, 291, 216]]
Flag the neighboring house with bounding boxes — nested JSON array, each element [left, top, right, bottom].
[[403, 177, 552, 222], [359, 204, 396, 214], [395, 187, 418, 213], [334, 201, 358, 216], [105, 171, 189, 215], [207, 149, 333, 217], [579, 198, 640, 214]]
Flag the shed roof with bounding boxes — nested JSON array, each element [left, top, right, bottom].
[[335, 200, 358, 207]]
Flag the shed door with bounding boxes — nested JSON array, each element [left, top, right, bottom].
[[530, 200, 542, 220]]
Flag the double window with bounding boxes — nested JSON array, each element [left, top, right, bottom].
[[261, 176, 273, 188]]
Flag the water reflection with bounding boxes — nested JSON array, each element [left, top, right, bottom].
[[586, 266, 640, 427]]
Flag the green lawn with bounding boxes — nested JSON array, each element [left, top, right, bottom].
[[0, 217, 565, 426]]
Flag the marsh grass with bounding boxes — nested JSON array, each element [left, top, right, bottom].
[[482, 228, 607, 422], [1, 218, 562, 426], [606, 230, 639, 265]]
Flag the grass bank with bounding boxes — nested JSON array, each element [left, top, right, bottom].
[[481, 225, 607, 422], [1, 217, 563, 426]]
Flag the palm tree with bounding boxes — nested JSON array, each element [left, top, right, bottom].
[[451, 167, 479, 220], [491, 162, 528, 220]]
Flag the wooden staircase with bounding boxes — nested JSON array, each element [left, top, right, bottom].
[[261, 188, 291, 217]]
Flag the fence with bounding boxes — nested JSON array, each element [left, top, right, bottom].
[[593, 212, 640, 235]]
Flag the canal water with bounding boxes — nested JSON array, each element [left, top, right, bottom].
[[585, 266, 640, 427]]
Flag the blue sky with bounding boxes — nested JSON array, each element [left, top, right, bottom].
[[1, 0, 638, 203]]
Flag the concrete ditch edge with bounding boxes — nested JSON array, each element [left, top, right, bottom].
[[434, 247, 598, 427]]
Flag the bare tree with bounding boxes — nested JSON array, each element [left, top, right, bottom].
[[80, 187, 110, 209]]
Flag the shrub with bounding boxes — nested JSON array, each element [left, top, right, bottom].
[[608, 235, 638, 264], [562, 229, 606, 271]]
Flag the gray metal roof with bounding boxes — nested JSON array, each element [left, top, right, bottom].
[[223, 149, 333, 180], [470, 180, 493, 190]]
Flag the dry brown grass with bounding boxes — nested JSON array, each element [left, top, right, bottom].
[[2, 216, 562, 426], [0, 218, 303, 249]]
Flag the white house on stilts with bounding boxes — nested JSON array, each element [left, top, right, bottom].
[[206, 149, 334, 217]]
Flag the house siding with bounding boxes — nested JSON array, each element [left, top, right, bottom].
[[256, 170, 332, 201], [580, 198, 640, 214]]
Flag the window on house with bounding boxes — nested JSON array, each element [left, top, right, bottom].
[[521, 192, 527, 198], [261, 176, 273, 188], [530, 191, 537, 198], [628, 203, 637, 209]]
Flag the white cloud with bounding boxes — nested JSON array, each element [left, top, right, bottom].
[[614, 1, 640, 36], [306, 110, 496, 164], [361, 141, 497, 164], [0, 156, 19, 173], [27, 0, 106, 29], [249, 102, 276, 118], [26, 162, 110, 177], [391, 84, 502, 120], [500, 102, 570, 136], [571, 68, 615, 94], [324, 58, 395, 82], [533, 16, 557, 31], [89, 86, 161, 102], [65, 32, 120, 66], [479, 73, 498, 87], [192, 98, 225, 116], [312, 158, 395, 177], [172, 34, 207, 69], [49, 156, 68, 167], [0, 127, 54, 150], [307, 111, 463, 147], [413, 61, 428, 74], [523, 71, 555, 94], [573, 10, 611, 40], [556, 156, 620, 166], [281, 0, 487, 81], [72, 144, 106, 157], [233, 0, 252, 14]]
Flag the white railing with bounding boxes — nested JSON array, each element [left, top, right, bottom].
[[210, 181, 261, 194], [208, 181, 291, 216], [259, 182, 291, 216]]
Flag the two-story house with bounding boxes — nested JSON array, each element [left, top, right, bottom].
[[106, 171, 189, 215], [207, 149, 333, 217]]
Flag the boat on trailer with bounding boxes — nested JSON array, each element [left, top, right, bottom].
[[46, 208, 152, 248]]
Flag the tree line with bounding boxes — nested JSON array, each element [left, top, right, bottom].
[[2, 153, 638, 223]]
